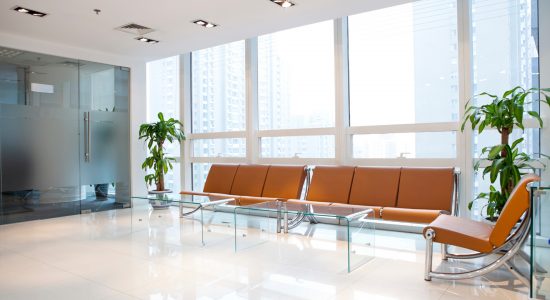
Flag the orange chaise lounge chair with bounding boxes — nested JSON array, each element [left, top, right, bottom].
[[423, 174, 540, 285]]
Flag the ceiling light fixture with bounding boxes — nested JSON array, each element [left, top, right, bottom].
[[12, 6, 47, 17], [192, 19, 218, 28], [270, 0, 295, 8], [135, 37, 159, 44]]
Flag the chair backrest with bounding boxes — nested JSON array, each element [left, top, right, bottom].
[[306, 166, 355, 203], [489, 174, 540, 247], [261, 165, 307, 199], [396, 167, 455, 211], [229, 164, 270, 196], [348, 167, 401, 207], [202, 164, 239, 194]]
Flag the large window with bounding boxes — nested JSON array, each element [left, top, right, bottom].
[[470, 0, 539, 216], [348, 0, 459, 160], [146, 56, 180, 192], [191, 40, 246, 189], [349, 0, 459, 127], [258, 21, 335, 130], [191, 40, 246, 133], [145, 0, 543, 218]]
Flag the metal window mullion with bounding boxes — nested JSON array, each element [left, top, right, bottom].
[[335, 17, 351, 166], [246, 37, 259, 164], [180, 53, 192, 191], [457, 0, 474, 218]]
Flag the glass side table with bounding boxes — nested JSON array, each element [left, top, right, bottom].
[[131, 194, 234, 246], [530, 186, 550, 299], [233, 200, 375, 273]]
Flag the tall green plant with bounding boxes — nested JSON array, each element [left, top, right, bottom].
[[462, 86, 550, 219], [139, 112, 185, 191]]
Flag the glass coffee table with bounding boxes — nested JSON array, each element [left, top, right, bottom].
[[233, 200, 375, 273], [131, 194, 234, 246]]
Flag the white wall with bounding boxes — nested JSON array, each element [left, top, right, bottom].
[[0, 31, 148, 196]]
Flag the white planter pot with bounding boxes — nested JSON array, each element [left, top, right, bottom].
[[148, 190, 173, 210]]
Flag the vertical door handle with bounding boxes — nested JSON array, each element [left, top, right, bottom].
[[84, 112, 91, 162]]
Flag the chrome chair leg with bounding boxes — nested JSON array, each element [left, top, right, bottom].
[[441, 243, 448, 261], [425, 229, 435, 281]]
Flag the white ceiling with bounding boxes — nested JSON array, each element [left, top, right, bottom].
[[0, 0, 413, 62]]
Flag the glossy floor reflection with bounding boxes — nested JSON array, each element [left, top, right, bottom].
[[0, 204, 531, 300]]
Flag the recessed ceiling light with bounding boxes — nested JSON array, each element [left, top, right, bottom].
[[12, 6, 48, 17], [270, 0, 295, 8], [192, 19, 218, 28], [135, 37, 159, 44]]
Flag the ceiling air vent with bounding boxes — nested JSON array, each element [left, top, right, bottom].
[[0, 47, 24, 58], [115, 23, 154, 35]]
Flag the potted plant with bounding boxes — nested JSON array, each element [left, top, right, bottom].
[[139, 112, 185, 208], [462, 86, 550, 220]]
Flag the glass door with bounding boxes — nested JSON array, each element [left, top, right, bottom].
[[0, 50, 81, 223], [0, 47, 131, 224], [78, 62, 130, 212]]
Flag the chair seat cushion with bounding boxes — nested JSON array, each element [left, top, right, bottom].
[[424, 214, 495, 253], [382, 207, 445, 224]]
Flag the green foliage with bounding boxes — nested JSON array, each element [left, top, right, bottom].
[[139, 112, 185, 191], [462, 86, 550, 219], [461, 86, 549, 134]]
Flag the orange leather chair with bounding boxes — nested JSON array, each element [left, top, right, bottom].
[[383, 167, 455, 224], [423, 174, 540, 285], [237, 165, 307, 206], [180, 164, 239, 196], [338, 166, 402, 219]]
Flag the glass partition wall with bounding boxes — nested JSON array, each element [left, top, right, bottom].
[[0, 47, 130, 224]]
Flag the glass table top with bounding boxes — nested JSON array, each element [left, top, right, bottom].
[[132, 193, 233, 205], [236, 200, 374, 219]]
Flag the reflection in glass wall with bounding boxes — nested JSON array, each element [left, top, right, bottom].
[[0, 46, 130, 224]]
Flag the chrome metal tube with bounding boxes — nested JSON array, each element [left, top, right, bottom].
[[84, 112, 91, 162], [424, 229, 435, 281]]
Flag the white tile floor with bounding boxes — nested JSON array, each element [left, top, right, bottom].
[[0, 203, 532, 300]]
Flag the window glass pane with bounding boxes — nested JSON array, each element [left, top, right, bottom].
[[146, 56, 180, 157], [349, 0, 459, 126], [191, 41, 246, 133], [470, 0, 539, 217], [192, 138, 246, 157], [164, 162, 181, 192], [192, 163, 211, 192], [260, 136, 335, 158], [258, 21, 335, 130], [471, 0, 539, 108], [353, 132, 456, 159]]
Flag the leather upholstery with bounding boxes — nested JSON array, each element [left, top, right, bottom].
[[202, 164, 239, 194], [396, 167, 454, 211], [306, 166, 355, 203], [489, 174, 540, 247], [262, 165, 307, 199], [424, 214, 495, 253], [348, 167, 401, 207], [425, 174, 539, 253], [382, 207, 444, 224], [230, 164, 270, 197]]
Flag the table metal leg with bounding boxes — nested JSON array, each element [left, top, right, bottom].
[[284, 211, 289, 234], [277, 210, 282, 233]]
